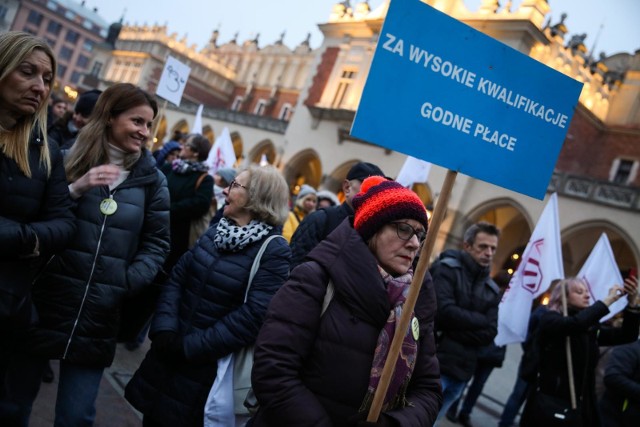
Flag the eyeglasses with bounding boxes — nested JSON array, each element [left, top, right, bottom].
[[390, 222, 427, 243], [229, 179, 247, 191]]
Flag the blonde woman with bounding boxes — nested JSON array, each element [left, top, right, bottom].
[[0, 32, 75, 335]]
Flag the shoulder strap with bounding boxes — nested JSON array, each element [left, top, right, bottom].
[[320, 280, 334, 317], [195, 172, 209, 190], [244, 235, 286, 303]]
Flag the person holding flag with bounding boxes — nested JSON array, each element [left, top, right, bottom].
[[520, 276, 640, 427], [251, 176, 442, 426]]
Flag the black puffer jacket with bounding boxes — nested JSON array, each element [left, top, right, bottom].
[[252, 219, 442, 427], [0, 134, 75, 329], [430, 249, 501, 381], [125, 226, 291, 427], [600, 339, 640, 427], [26, 150, 170, 366]]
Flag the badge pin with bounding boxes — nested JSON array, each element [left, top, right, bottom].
[[411, 316, 420, 341], [99, 198, 118, 216]]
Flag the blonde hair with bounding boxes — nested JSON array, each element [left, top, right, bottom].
[[548, 277, 587, 313], [242, 165, 290, 226], [0, 32, 56, 177], [65, 83, 158, 182]]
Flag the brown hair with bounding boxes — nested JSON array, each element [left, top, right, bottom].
[[65, 83, 157, 182]]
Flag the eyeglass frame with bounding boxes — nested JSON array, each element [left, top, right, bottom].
[[389, 221, 427, 243], [229, 179, 247, 191]]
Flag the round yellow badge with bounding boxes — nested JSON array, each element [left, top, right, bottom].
[[99, 198, 118, 216], [411, 317, 420, 341]]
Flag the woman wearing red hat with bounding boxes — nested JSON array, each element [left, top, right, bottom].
[[251, 176, 442, 426]]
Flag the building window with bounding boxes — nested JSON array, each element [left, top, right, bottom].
[[278, 103, 293, 121], [47, 20, 62, 35], [22, 27, 37, 35], [0, 5, 9, 21], [27, 10, 43, 26], [254, 99, 267, 116], [83, 40, 94, 52], [70, 71, 83, 84], [331, 69, 357, 109], [90, 61, 103, 77], [65, 30, 79, 43], [46, 38, 57, 48], [231, 96, 243, 111], [76, 55, 89, 68], [59, 46, 73, 61], [57, 64, 67, 79], [610, 158, 638, 184]]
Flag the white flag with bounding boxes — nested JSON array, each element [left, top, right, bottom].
[[156, 56, 191, 107], [205, 127, 236, 175], [191, 104, 203, 134], [396, 156, 431, 188], [495, 193, 564, 345], [577, 233, 626, 322]]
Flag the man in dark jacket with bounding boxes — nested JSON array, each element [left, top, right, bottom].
[[289, 161, 384, 268], [48, 89, 101, 150], [430, 221, 502, 425], [599, 338, 640, 427]]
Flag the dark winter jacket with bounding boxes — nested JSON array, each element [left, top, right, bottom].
[[125, 225, 291, 427], [47, 115, 77, 151], [289, 201, 353, 268], [600, 339, 640, 427], [160, 163, 213, 271], [520, 303, 640, 427], [0, 135, 75, 330], [25, 150, 170, 366], [430, 249, 501, 381], [251, 219, 442, 427]]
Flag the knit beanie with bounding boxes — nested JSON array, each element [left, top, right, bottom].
[[215, 168, 237, 187], [352, 176, 428, 242], [74, 89, 102, 117], [296, 184, 316, 200]]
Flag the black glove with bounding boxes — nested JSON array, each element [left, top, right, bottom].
[[151, 331, 176, 352]]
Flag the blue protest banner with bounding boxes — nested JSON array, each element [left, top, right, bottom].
[[351, 0, 583, 199]]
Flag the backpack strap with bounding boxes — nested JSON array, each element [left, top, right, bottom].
[[195, 172, 209, 190]]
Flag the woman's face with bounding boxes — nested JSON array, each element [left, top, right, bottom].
[[0, 49, 52, 125], [370, 218, 424, 276], [567, 282, 590, 309], [223, 170, 252, 226], [179, 139, 199, 161], [301, 195, 317, 214], [107, 104, 154, 153], [51, 101, 67, 118]]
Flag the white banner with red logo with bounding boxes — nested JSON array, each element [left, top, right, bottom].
[[577, 233, 627, 322], [205, 127, 237, 175], [495, 193, 565, 346]]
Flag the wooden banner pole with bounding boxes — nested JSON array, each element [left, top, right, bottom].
[[367, 169, 458, 421]]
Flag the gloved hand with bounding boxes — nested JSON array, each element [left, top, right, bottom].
[[151, 331, 183, 362]]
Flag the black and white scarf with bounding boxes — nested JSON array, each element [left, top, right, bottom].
[[213, 217, 272, 252]]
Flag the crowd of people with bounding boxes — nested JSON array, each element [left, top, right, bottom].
[[1, 31, 640, 427]]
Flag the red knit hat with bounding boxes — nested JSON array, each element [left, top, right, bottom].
[[352, 176, 428, 242]]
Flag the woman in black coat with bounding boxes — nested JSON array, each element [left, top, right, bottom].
[[125, 164, 291, 427], [520, 276, 640, 427], [251, 176, 442, 427], [0, 83, 170, 427]]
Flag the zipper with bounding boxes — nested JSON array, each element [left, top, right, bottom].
[[62, 191, 116, 359]]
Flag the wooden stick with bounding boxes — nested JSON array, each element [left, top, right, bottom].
[[561, 281, 578, 409], [367, 169, 458, 421]]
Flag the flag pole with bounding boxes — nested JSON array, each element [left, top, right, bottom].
[[367, 169, 458, 422], [150, 99, 168, 151]]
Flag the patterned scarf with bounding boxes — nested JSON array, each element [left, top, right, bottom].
[[170, 158, 209, 174], [360, 266, 418, 412], [213, 217, 272, 252]]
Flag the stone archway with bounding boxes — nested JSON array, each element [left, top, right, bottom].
[[282, 149, 322, 195], [202, 125, 215, 144], [230, 131, 244, 166], [248, 139, 277, 165], [561, 221, 639, 277]]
